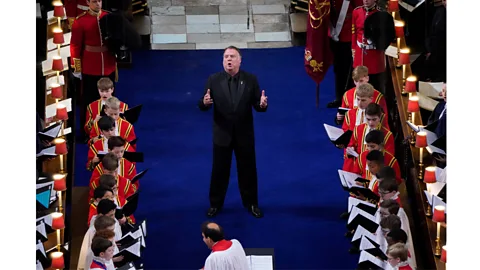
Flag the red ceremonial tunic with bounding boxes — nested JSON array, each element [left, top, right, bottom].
[[328, 0, 363, 42], [89, 174, 136, 202], [86, 138, 136, 170], [85, 99, 128, 133], [343, 123, 393, 171], [89, 118, 136, 146], [70, 9, 117, 76], [354, 149, 402, 184], [87, 202, 97, 226], [341, 87, 388, 114], [352, 5, 385, 74], [342, 107, 389, 132], [90, 158, 138, 187]]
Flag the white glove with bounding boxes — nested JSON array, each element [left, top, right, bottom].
[[73, 72, 82, 79]]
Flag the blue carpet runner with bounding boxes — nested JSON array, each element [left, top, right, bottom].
[[75, 47, 358, 269]]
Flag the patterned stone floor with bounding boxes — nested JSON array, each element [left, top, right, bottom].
[[147, 0, 293, 49]]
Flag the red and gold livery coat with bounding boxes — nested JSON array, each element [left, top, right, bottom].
[[87, 137, 136, 170], [85, 99, 128, 133], [70, 9, 117, 76], [88, 118, 136, 146]]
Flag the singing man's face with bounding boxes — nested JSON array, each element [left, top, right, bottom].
[[223, 48, 241, 74], [363, 0, 376, 7], [88, 0, 102, 11], [99, 88, 114, 100]]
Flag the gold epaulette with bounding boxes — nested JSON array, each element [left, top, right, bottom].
[[76, 11, 87, 20]]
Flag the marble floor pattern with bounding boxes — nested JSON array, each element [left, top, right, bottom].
[[147, 0, 293, 49]]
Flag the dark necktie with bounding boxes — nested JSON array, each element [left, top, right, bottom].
[[229, 77, 237, 105]]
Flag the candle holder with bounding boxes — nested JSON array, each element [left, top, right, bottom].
[[424, 167, 436, 217], [394, 20, 405, 68], [415, 131, 427, 180], [403, 75, 417, 97], [389, 0, 399, 20], [432, 206, 446, 256], [399, 49, 411, 90]]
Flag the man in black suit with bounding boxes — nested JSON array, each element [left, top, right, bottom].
[[198, 46, 268, 218], [427, 82, 446, 138]]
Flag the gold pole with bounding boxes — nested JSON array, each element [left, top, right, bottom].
[[396, 38, 401, 68], [59, 154, 65, 173], [418, 147, 424, 179], [56, 229, 61, 251], [58, 191, 63, 212], [435, 222, 442, 256]]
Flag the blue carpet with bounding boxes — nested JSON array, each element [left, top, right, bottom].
[[74, 47, 358, 269]]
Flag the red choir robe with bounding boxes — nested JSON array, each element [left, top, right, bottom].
[[89, 158, 138, 189], [341, 87, 388, 115], [343, 123, 394, 171], [88, 118, 136, 146], [86, 137, 135, 170], [89, 174, 136, 202], [87, 202, 97, 226], [85, 99, 128, 134], [354, 149, 402, 185], [342, 107, 389, 132]]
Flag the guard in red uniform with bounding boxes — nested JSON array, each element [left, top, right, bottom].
[[64, 0, 89, 28], [327, 0, 363, 108], [351, 0, 386, 92], [70, 0, 117, 134]]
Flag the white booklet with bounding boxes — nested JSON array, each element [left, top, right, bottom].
[[247, 255, 273, 270]]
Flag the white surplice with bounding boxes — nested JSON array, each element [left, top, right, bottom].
[[204, 239, 249, 270]]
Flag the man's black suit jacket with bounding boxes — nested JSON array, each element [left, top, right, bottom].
[[427, 100, 446, 139], [198, 70, 267, 147]]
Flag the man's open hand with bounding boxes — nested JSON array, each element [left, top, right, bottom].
[[260, 90, 268, 108], [203, 89, 213, 106]]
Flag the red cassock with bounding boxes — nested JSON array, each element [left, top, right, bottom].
[[89, 160, 138, 197], [352, 5, 385, 74], [86, 138, 136, 170], [89, 174, 136, 202], [328, 0, 364, 42], [341, 87, 388, 114], [343, 123, 394, 171], [88, 118, 136, 146], [342, 107, 389, 132], [85, 99, 128, 133], [64, 0, 89, 21], [70, 9, 117, 76], [353, 149, 402, 184], [87, 202, 97, 226]]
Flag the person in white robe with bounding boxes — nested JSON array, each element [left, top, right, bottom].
[[201, 222, 249, 270], [89, 237, 116, 270], [78, 216, 116, 270]]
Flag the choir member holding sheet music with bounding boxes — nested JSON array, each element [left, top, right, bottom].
[[344, 103, 394, 171], [85, 77, 128, 134], [386, 243, 414, 270], [90, 139, 138, 183], [342, 83, 389, 132], [200, 222, 250, 270], [338, 66, 388, 123], [89, 97, 136, 146], [353, 130, 402, 184]]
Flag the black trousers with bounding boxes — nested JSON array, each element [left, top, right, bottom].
[[79, 72, 116, 135], [330, 39, 355, 101], [209, 139, 259, 208]]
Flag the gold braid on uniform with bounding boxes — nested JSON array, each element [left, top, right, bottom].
[[309, 0, 330, 29]]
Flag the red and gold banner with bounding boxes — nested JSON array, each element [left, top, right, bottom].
[[304, 0, 333, 107]]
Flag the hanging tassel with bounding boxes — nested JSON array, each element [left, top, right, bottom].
[[316, 83, 320, 108]]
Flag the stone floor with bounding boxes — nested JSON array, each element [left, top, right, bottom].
[[147, 0, 293, 50]]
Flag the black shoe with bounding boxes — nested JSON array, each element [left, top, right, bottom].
[[248, 205, 263, 218], [339, 211, 349, 220], [327, 100, 341, 108], [206, 207, 220, 218]]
